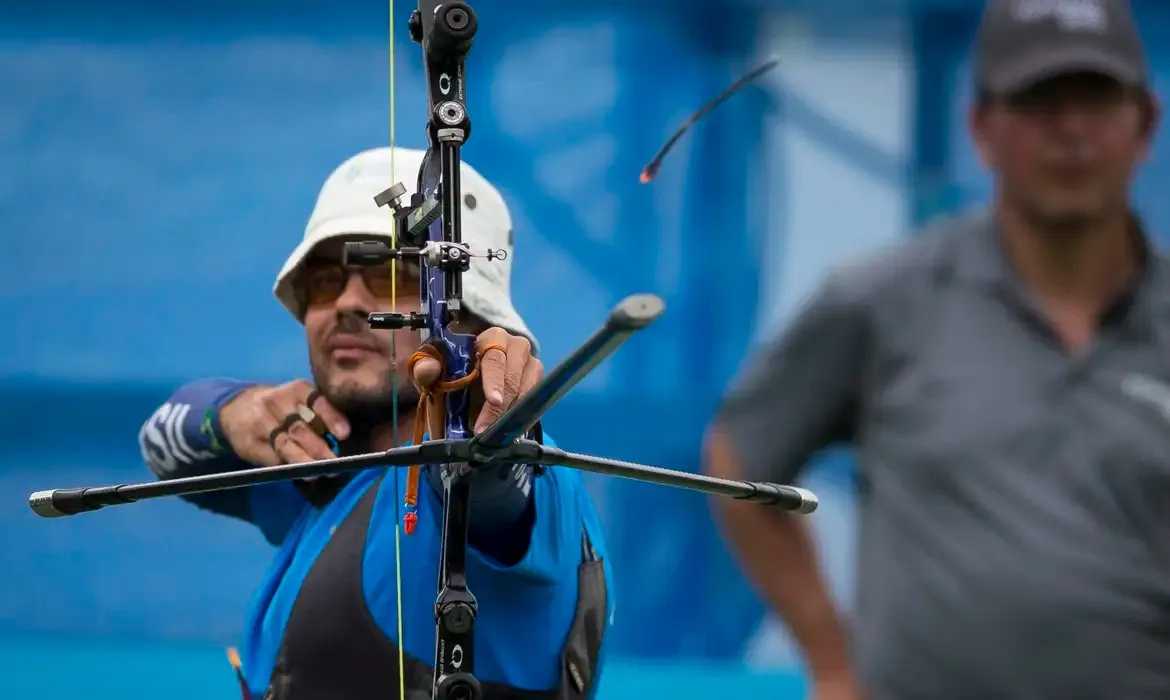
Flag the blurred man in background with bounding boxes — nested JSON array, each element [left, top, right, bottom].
[[705, 1, 1170, 699], [138, 146, 612, 700]]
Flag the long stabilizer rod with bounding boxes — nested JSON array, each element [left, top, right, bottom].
[[28, 293, 818, 518], [29, 439, 817, 518]]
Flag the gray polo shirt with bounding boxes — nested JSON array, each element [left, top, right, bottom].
[[718, 210, 1170, 700]]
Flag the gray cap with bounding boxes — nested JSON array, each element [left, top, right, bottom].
[[975, 0, 1148, 95]]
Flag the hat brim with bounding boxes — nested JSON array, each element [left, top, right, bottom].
[[273, 216, 537, 352], [985, 46, 1144, 95]]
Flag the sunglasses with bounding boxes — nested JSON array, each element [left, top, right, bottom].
[[299, 260, 419, 308]]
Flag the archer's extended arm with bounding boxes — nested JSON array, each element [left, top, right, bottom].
[[426, 433, 610, 586], [420, 452, 536, 565], [138, 378, 309, 544], [141, 377, 537, 556]]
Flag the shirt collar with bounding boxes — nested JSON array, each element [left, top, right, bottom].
[[950, 207, 1166, 334]]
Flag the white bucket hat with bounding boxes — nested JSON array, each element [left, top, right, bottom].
[[274, 146, 536, 351]]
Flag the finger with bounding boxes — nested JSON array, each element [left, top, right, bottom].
[[473, 341, 533, 435], [412, 355, 442, 389], [504, 336, 532, 397], [261, 388, 303, 427], [473, 395, 504, 436], [518, 356, 543, 396], [285, 420, 337, 461], [280, 379, 316, 405], [271, 430, 316, 465], [257, 391, 303, 451], [475, 353, 541, 436], [305, 392, 350, 440], [284, 380, 349, 439], [235, 399, 284, 466], [476, 340, 509, 407], [246, 439, 284, 467]]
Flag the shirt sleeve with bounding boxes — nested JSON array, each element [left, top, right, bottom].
[[138, 378, 308, 545], [464, 435, 591, 585], [421, 425, 541, 566], [713, 269, 869, 484]]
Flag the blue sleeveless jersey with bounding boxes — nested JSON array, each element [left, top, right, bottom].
[[238, 438, 614, 697]]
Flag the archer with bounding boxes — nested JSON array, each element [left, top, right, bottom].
[[138, 146, 612, 700]]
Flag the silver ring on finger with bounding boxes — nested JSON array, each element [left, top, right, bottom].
[[295, 404, 329, 437]]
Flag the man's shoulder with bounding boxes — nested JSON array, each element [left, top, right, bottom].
[[1143, 246, 1170, 338], [822, 210, 978, 309]]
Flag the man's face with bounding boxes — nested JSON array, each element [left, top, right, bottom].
[[300, 237, 422, 422], [971, 72, 1157, 230]]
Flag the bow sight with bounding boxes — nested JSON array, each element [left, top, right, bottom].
[[26, 3, 814, 700]]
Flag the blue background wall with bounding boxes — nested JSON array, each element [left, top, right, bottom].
[[2, 0, 1169, 697]]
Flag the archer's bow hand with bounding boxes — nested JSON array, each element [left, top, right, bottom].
[[410, 327, 543, 437]]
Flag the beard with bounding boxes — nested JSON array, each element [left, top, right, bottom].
[[309, 360, 419, 454]]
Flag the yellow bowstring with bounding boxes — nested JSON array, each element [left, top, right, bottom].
[[388, 2, 406, 700]]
